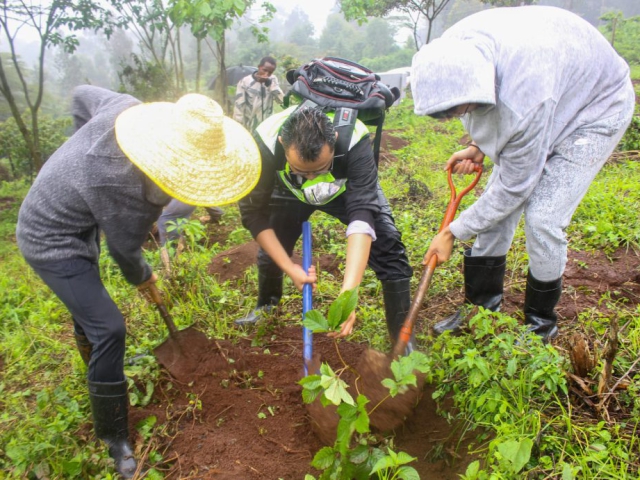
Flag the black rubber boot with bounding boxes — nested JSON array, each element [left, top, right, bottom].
[[234, 268, 284, 326], [74, 331, 92, 366], [382, 278, 416, 354], [433, 249, 506, 336], [524, 272, 561, 343], [88, 380, 138, 479]]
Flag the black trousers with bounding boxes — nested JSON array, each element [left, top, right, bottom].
[[27, 257, 126, 383], [258, 185, 413, 282]]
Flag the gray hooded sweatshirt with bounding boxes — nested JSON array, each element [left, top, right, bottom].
[[411, 6, 633, 241], [16, 86, 170, 285]]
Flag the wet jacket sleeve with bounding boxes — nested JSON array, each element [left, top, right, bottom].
[[85, 182, 160, 285], [450, 101, 555, 240], [238, 135, 276, 238], [344, 136, 380, 229], [269, 76, 285, 105]]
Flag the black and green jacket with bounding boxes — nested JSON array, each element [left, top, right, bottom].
[[239, 106, 382, 239]]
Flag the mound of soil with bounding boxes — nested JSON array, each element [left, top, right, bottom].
[[130, 326, 475, 479], [131, 230, 639, 478]]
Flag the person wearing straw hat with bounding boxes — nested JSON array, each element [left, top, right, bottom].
[[16, 85, 260, 478], [411, 6, 635, 342], [236, 105, 414, 349]]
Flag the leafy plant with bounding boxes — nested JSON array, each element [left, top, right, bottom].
[[300, 289, 424, 479]]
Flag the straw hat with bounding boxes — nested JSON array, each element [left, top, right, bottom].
[[115, 94, 261, 206]]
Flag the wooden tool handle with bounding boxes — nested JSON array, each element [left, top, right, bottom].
[[145, 283, 179, 336], [392, 165, 483, 357]]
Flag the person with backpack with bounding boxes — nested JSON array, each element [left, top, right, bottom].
[[235, 105, 415, 348], [233, 56, 285, 131], [16, 86, 260, 478], [411, 6, 635, 342]]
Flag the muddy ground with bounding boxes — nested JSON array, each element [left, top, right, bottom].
[[127, 235, 639, 479], [122, 130, 640, 479]]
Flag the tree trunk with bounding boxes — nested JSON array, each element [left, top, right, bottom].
[[214, 36, 229, 114], [195, 37, 202, 93]]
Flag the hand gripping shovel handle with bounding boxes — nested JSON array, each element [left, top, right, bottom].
[[392, 165, 483, 358], [145, 283, 179, 338], [302, 221, 313, 376]]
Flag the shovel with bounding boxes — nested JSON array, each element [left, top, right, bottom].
[[356, 164, 483, 432], [302, 221, 314, 376], [145, 283, 210, 380]]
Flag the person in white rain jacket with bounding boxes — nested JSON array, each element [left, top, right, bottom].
[[411, 6, 635, 341]]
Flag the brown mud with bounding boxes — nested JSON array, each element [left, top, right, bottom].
[[126, 134, 640, 478], [125, 242, 639, 479]]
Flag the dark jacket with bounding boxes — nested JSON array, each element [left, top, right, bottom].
[[16, 86, 170, 285], [239, 126, 381, 239]]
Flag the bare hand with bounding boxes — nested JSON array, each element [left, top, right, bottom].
[[137, 272, 158, 292], [445, 145, 485, 174], [289, 264, 317, 292], [327, 311, 356, 339], [423, 228, 455, 267]]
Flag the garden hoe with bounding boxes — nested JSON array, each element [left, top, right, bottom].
[[145, 283, 210, 380], [356, 165, 483, 432]]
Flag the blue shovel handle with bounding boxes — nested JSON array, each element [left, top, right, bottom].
[[302, 221, 313, 376]]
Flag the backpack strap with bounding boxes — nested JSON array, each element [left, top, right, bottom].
[[333, 107, 356, 160], [371, 110, 386, 167]]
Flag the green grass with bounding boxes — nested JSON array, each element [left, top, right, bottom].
[[2, 99, 640, 478]]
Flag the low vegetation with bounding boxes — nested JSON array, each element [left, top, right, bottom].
[[1, 78, 639, 478]]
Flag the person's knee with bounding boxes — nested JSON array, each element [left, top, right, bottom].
[[525, 208, 564, 242]]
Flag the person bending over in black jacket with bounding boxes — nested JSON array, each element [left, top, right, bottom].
[[236, 105, 414, 348]]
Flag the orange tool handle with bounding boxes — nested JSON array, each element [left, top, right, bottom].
[[393, 164, 482, 357]]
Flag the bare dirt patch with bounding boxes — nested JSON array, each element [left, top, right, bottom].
[[423, 247, 640, 342], [129, 324, 478, 479], [127, 238, 639, 478], [207, 241, 341, 283], [379, 130, 410, 166]]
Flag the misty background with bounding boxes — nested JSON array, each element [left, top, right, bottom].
[[0, 0, 639, 179]]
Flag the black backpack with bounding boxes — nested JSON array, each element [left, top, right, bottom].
[[283, 57, 400, 164]]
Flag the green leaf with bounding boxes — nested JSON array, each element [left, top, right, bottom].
[[562, 462, 574, 480], [303, 310, 329, 332], [311, 446, 336, 470], [325, 378, 355, 406], [395, 451, 417, 465], [299, 374, 322, 389], [465, 460, 480, 478], [381, 377, 399, 397], [369, 455, 394, 475], [61, 460, 82, 476], [497, 438, 533, 473], [301, 386, 322, 404], [327, 288, 358, 329], [354, 408, 369, 433], [199, 3, 212, 17], [349, 444, 370, 465], [396, 466, 420, 480]]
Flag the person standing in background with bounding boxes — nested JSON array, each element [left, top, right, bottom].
[[233, 56, 285, 131]]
